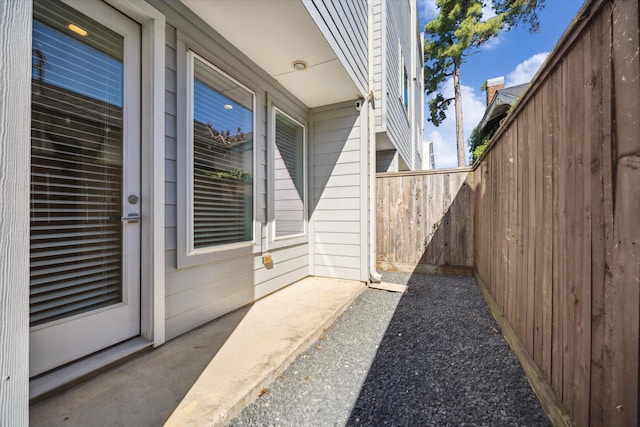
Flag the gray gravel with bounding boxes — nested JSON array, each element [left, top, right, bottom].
[[229, 272, 551, 427]]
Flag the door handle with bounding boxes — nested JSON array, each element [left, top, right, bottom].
[[121, 213, 140, 223]]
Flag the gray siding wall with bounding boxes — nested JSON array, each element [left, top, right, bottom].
[[311, 102, 368, 282], [412, 25, 424, 170], [372, 0, 414, 170], [372, 0, 384, 130], [385, 0, 413, 168], [376, 149, 397, 173], [304, 0, 368, 95], [156, 2, 312, 340]]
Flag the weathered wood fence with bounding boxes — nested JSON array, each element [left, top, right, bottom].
[[376, 168, 474, 275], [376, 0, 639, 425], [473, 0, 639, 424]]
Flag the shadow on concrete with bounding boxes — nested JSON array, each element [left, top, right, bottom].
[[29, 305, 250, 426]]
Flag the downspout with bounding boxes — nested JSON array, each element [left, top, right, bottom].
[[367, 89, 381, 283], [367, 0, 382, 283]]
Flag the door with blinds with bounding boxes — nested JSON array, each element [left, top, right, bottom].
[[29, 0, 141, 376]]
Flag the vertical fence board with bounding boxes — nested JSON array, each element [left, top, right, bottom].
[[550, 65, 564, 401], [532, 92, 544, 369], [610, 0, 640, 424], [541, 77, 554, 383], [574, 30, 592, 427], [524, 98, 535, 356], [589, 9, 609, 425]]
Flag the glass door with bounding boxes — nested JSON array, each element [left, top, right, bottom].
[[29, 0, 141, 377]]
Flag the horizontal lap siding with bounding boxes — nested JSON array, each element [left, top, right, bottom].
[[165, 25, 177, 266], [312, 103, 365, 282], [384, 0, 412, 168], [162, 19, 310, 341], [376, 149, 396, 173], [306, 0, 368, 95], [372, 0, 384, 130], [472, 0, 640, 424]]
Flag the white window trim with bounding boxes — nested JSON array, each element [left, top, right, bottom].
[[177, 44, 260, 268], [399, 46, 409, 118], [269, 106, 308, 247]]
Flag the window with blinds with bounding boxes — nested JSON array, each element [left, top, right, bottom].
[[30, 0, 124, 326], [273, 110, 305, 238], [192, 56, 254, 249]]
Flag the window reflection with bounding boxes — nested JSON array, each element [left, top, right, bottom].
[[192, 56, 254, 249], [30, 0, 125, 325], [274, 111, 305, 238]]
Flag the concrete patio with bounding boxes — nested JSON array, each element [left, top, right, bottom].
[[29, 277, 365, 426]]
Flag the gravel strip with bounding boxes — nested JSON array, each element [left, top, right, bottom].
[[229, 272, 551, 426]]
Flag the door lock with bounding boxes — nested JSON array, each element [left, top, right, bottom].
[[128, 194, 139, 204]]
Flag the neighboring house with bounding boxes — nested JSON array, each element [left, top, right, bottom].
[[469, 76, 529, 162], [0, 0, 423, 421], [422, 140, 436, 169], [478, 76, 530, 139]]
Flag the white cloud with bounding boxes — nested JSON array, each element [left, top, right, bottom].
[[505, 52, 549, 86], [481, 34, 503, 50], [418, 0, 438, 23], [423, 78, 487, 168], [481, 0, 497, 19]]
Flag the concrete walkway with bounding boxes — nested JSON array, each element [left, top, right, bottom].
[[30, 277, 365, 427]]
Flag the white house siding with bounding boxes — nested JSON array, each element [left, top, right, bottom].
[[0, 1, 31, 423], [303, 0, 368, 95], [412, 20, 424, 169], [153, 1, 312, 341], [371, 0, 384, 130], [371, 0, 416, 171], [311, 102, 368, 282]]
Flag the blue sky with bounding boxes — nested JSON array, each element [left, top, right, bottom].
[[418, 0, 585, 168]]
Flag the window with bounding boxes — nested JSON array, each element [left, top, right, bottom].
[[273, 109, 305, 239], [403, 66, 409, 110], [31, 0, 127, 325], [399, 48, 409, 112], [189, 53, 255, 250]]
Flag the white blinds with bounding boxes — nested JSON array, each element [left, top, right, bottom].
[[30, 0, 124, 326], [192, 57, 254, 249], [274, 111, 305, 238]]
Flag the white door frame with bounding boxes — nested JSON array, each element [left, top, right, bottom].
[[103, 0, 166, 347]]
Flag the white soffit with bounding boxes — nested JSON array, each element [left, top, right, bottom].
[[180, 0, 359, 108]]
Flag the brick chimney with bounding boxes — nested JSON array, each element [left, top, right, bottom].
[[485, 76, 504, 105]]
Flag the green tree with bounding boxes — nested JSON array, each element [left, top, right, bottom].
[[468, 122, 495, 163], [424, 0, 543, 166]]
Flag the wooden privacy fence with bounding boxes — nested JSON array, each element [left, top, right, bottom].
[[376, 0, 639, 425], [376, 168, 474, 275], [473, 0, 639, 424]]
